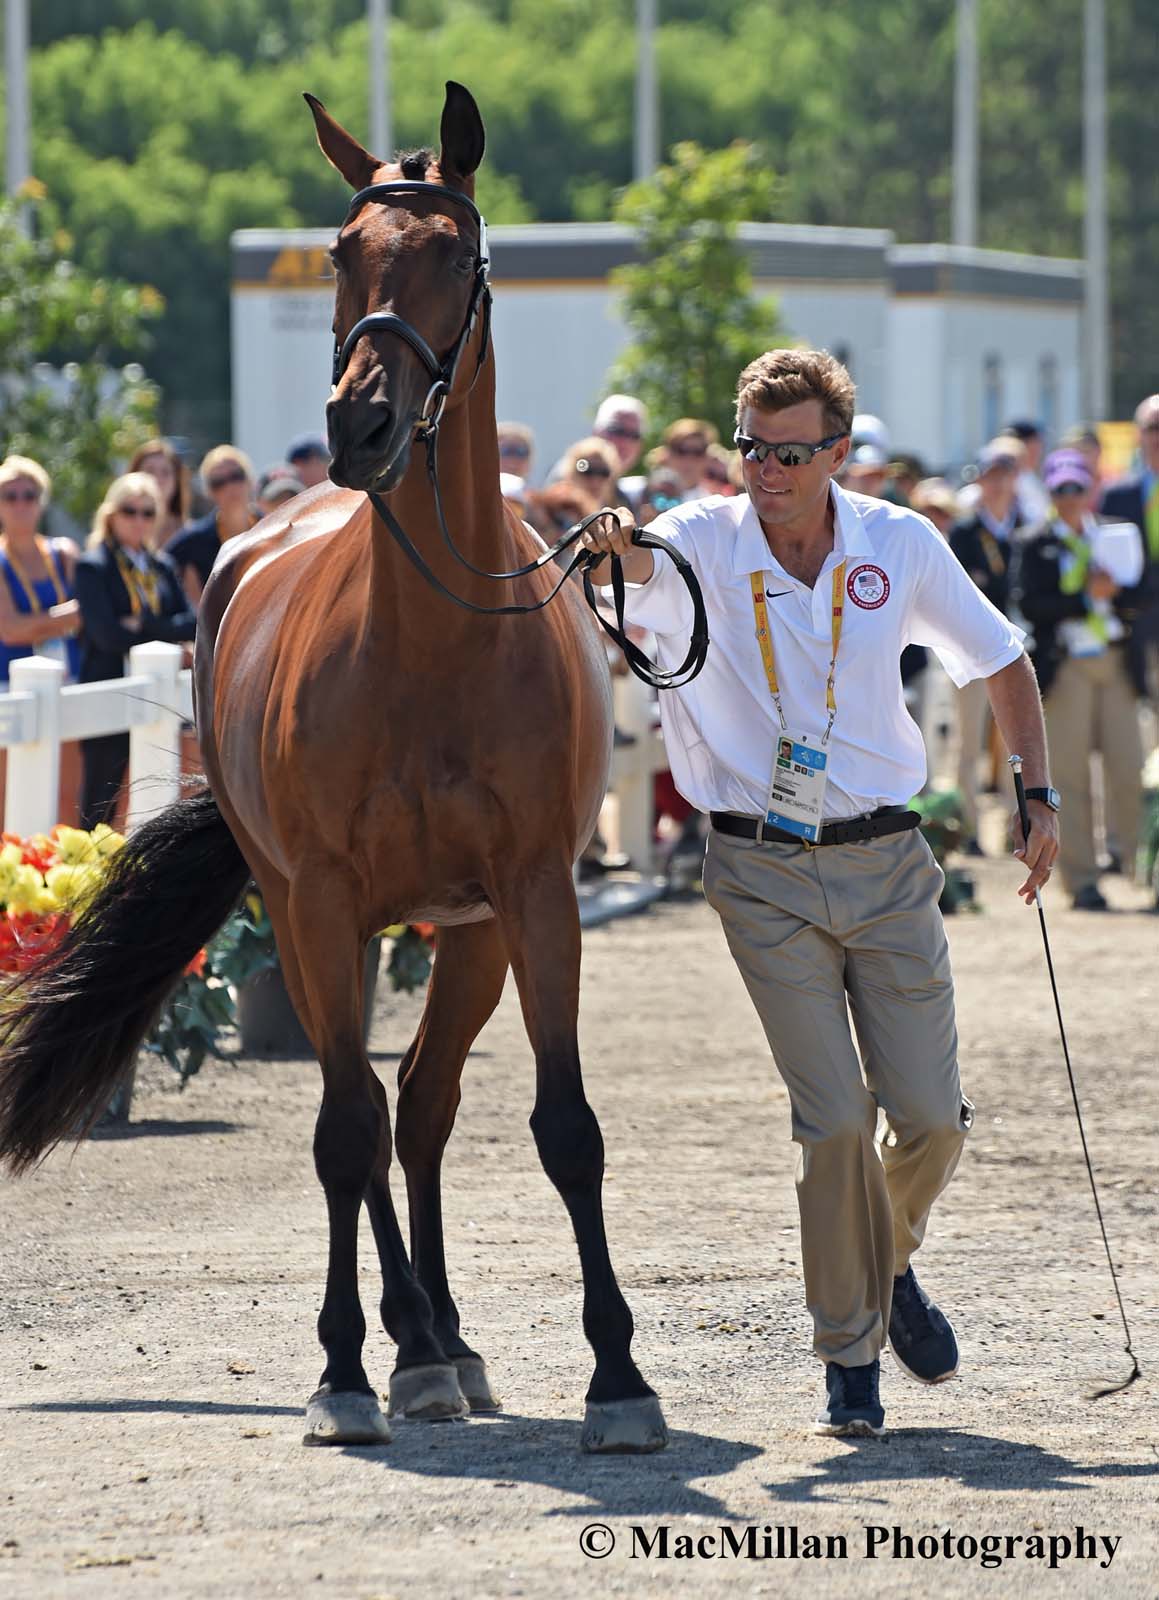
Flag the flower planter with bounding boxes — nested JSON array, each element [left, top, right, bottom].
[[236, 937, 381, 1057]]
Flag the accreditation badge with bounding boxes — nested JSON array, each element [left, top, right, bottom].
[[764, 731, 829, 842]]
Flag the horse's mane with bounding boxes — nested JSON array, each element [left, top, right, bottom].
[[398, 148, 435, 179]]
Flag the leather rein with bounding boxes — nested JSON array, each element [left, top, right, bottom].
[[331, 179, 709, 691]]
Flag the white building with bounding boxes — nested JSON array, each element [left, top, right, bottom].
[[231, 221, 1084, 476]]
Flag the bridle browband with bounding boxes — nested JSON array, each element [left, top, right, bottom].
[[329, 179, 708, 691]]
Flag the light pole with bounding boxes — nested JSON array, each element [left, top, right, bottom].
[[5, 0, 30, 227], [634, 0, 658, 181], [369, 0, 391, 159], [952, 0, 978, 248], [1083, 0, 1109, 420]]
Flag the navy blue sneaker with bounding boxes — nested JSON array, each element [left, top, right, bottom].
[[889, 1266, 959, 1384], [815, 1358, 885, 1437]]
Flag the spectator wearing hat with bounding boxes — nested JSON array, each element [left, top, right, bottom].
[[1098, 394, 1159, 724], [1001, 419, 1052, 526], [256, 464, 306, 516], [1015, 449, 1145, 909], [285, 434, 331, 489], [910, 479, 960, 538], [839, 444, 890, 499], [948, 442, 1024, 852]]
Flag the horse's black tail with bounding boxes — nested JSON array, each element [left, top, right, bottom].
[[0, 787, 250, 1174]]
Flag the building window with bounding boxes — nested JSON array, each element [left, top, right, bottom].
[[1038, 354, 1059, 440], [983, 353, 1002, 440]]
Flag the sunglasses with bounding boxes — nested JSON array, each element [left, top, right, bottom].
[[602, 425, 642, 442], [499, 442, 530, 458], [574, 458, 611, 479], [208, 469, 247, 490], [0, 488, 42, 503], [704, 467, 731, 485], [1051, 483, 1088, 497], [118, 504, 157, 519], [734, 429, 848, 468], [669, 441, 708, 458]]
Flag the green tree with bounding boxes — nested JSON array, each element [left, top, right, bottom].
[[609, 142, 789, 442], [0, 194, 161, 524]]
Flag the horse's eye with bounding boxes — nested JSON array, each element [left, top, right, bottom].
[[454, 252, 476, 276]]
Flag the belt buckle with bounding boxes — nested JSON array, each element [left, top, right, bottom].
[[802, 834, 816, 851]]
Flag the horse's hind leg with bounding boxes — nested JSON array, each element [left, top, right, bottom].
[[389, 920, 509, 1414], [286, 866, 446, 1444], [495, 863, 668, 1454]]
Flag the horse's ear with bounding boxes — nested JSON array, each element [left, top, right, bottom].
[[438, 81, 485, 184], [304, 93, 382, 191]]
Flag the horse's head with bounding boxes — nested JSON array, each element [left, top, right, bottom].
[[309, 82, 488, 493]]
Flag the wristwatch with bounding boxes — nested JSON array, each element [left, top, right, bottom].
[[1023, 786, 1061, 812]]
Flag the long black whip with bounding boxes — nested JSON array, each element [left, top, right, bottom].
[[1009, 753, 1141, 1398]]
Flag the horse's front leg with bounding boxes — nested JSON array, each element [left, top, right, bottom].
[[287, 868, 446, 1444], [392, 919, 510, 1414], [494, 860, 668, 1454]]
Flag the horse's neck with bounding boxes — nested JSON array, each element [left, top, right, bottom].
[[370, 371, 511, 644]]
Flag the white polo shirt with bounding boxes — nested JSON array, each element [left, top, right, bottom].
[[616, 484, 1025, 819]]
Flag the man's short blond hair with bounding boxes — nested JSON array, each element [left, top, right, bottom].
[[736, 349, 856, 437], [1135, 394, 1159, 429]]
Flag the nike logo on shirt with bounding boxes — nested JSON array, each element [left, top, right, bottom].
[[765, 589, 793, 599]]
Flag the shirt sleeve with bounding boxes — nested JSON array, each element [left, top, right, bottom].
[[597, 505, 698, 638], [908, 514, 1025, 687]]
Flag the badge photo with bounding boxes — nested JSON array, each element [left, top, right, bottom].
[[847, 563, 890, 610]]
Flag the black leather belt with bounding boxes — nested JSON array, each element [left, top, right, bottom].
[[710, 805, 920, 848]]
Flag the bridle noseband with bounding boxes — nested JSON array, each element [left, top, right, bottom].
[[328, 179, 708, 691], [330, 179, 492, 434]]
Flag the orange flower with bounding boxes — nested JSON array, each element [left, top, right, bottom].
[[184, 948, 207, 978], [412, 922, 436, 943]]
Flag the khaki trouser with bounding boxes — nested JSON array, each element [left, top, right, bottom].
[[955, 675, 991, 838], [1043, 649, 1142, 896], [703, 826, 973, 1368]]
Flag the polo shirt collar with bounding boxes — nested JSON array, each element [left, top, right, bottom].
[[730, 480, 874, 578]]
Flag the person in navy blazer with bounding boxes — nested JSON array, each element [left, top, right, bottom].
[[1097, 393, 1159, 701], [74, 472, 196, 828]]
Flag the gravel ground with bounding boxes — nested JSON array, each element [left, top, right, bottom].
[[2, 832, 1157, 1599]]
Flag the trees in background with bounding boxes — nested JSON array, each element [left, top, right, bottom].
[[610, 143, 787, 443], [0, 195, 160, 525], [9, 0, 1155, 445]]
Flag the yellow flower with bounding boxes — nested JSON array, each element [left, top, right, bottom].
[[44, 862, 101, 915], [89, 824, 125, 857], [53, 826, 102, 866], [7, 863, 51, 916], [16, 176, 47, 202]]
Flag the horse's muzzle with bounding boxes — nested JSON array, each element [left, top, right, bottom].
[[326, 400, 411, 491]]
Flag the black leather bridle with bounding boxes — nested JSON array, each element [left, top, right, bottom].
[[330, 179, 708, 691]]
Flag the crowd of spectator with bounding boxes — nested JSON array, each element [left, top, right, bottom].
[[2, 387, 1158, 907]]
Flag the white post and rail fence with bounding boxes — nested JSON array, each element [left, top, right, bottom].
[[0, 643, 669, 868], [0, 642, 193, 836]]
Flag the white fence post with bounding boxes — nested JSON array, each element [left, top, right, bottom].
[[127, 642, 184, 832], [5, 655, 64, 836], [611, 674, 656, 872]]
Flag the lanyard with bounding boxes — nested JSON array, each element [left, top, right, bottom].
[[750, 561, 846, 744], [115, 547, 163, 617], [1, 535, 68, 614]]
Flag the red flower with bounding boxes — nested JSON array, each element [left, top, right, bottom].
[[411, 922, 436, 944], [184, 948, 207, 978]]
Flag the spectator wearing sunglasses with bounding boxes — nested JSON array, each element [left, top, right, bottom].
[[593, 394, 649, 508], [167, 445, 259, 609], [0, 454, 82, 690], [1014, 449, 1145, 910], [581, 346, 1055, 1438], [74, 472, 196, 828], [559, 437, 620, 504], [699, 442, 740, 497], [661, 417, 719, 500], [497, 421, 535, 488], [128, 438, 193, 551]]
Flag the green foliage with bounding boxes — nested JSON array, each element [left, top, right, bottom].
[[0, 196, 160, 523], [12, 0, 1159, 439], [609, 142, 788, 442]]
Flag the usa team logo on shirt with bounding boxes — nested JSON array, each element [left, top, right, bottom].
[[847, 563, 890, 609]]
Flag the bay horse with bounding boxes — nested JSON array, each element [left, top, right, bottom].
[[0, 82, 667, 1454]]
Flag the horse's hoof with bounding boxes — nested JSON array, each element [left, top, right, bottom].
[[453, 1354, 502, 1413], [303, 1390, 391, 1447], [388, 1362, 469, 1421], [581, 1395, 669, 1454]]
